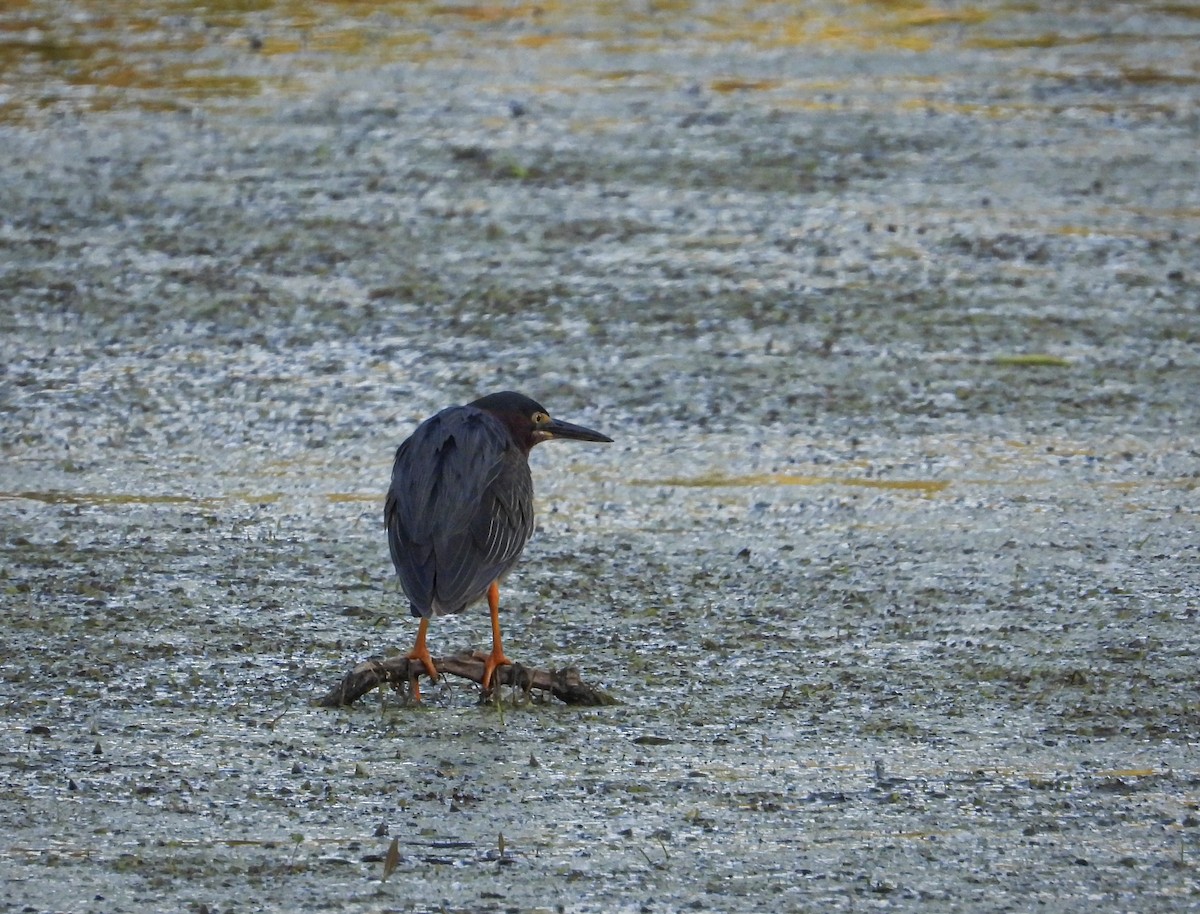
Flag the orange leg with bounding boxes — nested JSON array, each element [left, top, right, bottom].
[[404, 616, 439, 702], [481, 581, 512, 692]]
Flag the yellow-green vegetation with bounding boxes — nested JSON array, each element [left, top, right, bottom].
[[992, 353, 1072, 368]]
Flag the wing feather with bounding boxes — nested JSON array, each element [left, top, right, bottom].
[[385, 405, 534, 617]]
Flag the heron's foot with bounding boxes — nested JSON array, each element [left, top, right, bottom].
[[405, 647, 439, 682], [404, 646, 439, 702], [475, 649, 513, 693]]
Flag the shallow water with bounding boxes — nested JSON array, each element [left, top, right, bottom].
[[2, 1, 1199, 912]]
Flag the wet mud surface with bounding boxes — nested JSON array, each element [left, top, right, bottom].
[[2, 2, 1199, 912]]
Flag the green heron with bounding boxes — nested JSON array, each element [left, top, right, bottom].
[[385, 391, 612, 701]]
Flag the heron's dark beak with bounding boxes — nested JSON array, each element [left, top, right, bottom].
[[542, 418, 613, 443]]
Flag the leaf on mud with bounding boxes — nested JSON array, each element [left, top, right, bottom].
[[382, 837, 400, 882]]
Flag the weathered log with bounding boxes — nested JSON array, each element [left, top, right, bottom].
[[313, 653, 616, 708]]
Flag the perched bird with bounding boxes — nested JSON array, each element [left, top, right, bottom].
[[385, 391, 612, 700]]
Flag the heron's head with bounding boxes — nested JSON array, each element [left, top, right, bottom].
[[470, 391, 613, 451]]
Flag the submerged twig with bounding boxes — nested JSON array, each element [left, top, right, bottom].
[[313, 653, 616, 708]]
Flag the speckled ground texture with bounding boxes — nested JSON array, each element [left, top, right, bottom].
[[1, 2, 1199, 912]]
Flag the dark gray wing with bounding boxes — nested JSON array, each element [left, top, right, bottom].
[[385, 405, 534, 617]]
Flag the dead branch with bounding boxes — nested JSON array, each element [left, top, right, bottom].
[[313, 653, 616, 708]]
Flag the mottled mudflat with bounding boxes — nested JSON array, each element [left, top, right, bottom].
[[1, 3, 1198, 912]]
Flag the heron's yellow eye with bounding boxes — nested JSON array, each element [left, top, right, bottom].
[[531, 411, 551, 426]]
